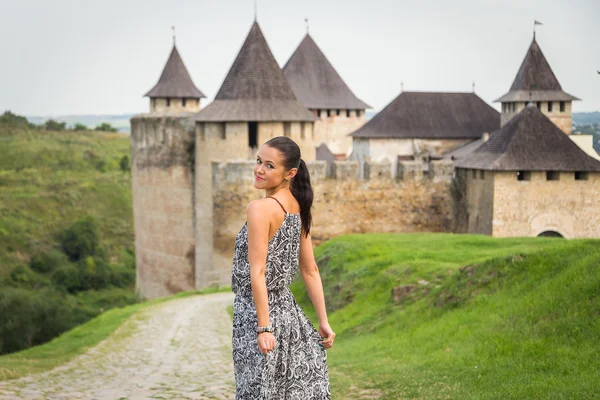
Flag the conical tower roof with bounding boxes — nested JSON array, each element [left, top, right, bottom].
[[495, 38, 578, 103], [145, 45, 205, 98], [282, 34, 370, 110], [195, 22, 315, 121], [455, 105, 600, 171]]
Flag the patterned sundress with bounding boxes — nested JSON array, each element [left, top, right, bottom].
[[231, 196, 331, 399]]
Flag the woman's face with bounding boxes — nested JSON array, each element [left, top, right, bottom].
[[253, 145, 288, 189]]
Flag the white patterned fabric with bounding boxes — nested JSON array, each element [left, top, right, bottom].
[[231, 204, 331, 399]]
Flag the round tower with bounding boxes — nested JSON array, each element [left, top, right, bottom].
[[131, 40, 207, 299]]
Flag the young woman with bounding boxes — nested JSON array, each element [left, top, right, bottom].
[[231, 136, 335, 399]]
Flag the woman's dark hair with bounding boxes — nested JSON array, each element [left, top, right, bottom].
[[264, 136, 313, 237]]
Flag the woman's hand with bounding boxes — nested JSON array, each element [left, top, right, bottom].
[[258, 332, 276, 355], [318, 322, 336, 350]]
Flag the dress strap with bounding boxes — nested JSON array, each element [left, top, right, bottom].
[[266, 196, 287, 214]]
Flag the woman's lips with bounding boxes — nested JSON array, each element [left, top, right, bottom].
[[255, 175, 265, 181]]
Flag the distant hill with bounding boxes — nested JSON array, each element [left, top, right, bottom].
[[22, 110, 599, 134], [573, 111, 600, 126], [26, 114, 135, 133]]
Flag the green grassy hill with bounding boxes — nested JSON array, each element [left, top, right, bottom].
[[0, 124, 139, 355], [291, 234, 600, 399]]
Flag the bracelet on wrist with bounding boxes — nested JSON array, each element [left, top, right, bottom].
[[256, 326, 273, 334]]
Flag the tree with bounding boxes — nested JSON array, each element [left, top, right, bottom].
[[44, 119, 67, 131], [94, 123, 118, 132], [73, 123, 88, 131]]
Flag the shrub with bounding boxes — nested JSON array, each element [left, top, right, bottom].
[[109, 265, 135, 288], [95, 159, 107, 172], [72, 123, 88, 131], [94, 123, 118, 132], [119, 155, 130, 172], [10, 265, 35, 284], [60, 216, 100, 261], [0, 287, 73, 355], [44, 119, 67, 131], [51, 264, 81, 293], [29, 249, 69, 274], [78, 256, 111, 291]]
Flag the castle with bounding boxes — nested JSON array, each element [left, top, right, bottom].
[[130, 22, 600, 299]]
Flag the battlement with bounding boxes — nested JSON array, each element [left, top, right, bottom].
[[211, 158, 455, 190]]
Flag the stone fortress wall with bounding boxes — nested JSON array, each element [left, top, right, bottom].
[[210, 159, 456, 282]]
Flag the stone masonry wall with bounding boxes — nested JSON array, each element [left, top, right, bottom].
[[211, 160, 455, 279], [492, 171, 600, 238], [130, 114, 197, 299]]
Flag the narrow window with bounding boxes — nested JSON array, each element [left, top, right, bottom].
[[317, 109, 322, 118], [248, 122, 258, 148], [357, 110, 363, 117], [219, 123, 226, 139], [346, 109, 351, 117], [197, 123, 205, 141], [479, 170, 485, 180], [301, 122, 306, 139], [472, 169, 477, 179], [548, 102, 553, 112], [546, 171, 559, 181], [536, 101, 541, 109], [560, 101, 565, 112], [575, 171, 588, 180], [182, 98, 187, 107], [151, 98, 156, 109], [284, 122, 291, 137], [166, 98, 171, 107], [327, 110, 331, 117], [517, 170, 531, 181], [336, 109, 341, 116]]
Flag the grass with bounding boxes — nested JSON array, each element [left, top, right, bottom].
[[291, 233, 600, 399], [0, 286, 232, 381], [0, 128, 133, 277]]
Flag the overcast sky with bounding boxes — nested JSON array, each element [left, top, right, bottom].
[[1, 0, 599, 117]]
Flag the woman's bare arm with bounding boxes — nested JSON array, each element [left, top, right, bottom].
[[247, 200, 271, 328], [299, 230, 328, 324]]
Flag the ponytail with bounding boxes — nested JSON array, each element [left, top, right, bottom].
[[290, 159, 313, 237], [264, 136, 313, 237]]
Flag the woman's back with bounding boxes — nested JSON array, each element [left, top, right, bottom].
[[231, 196, 330, 399]]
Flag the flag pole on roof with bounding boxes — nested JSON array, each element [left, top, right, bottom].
[[172, 26, 176, 46], [534, 20, 543, 39]]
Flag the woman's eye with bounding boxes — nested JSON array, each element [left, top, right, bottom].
[[256, 159, 261, 164]]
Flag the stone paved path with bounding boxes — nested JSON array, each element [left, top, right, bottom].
[[0, 292, 236, 400]]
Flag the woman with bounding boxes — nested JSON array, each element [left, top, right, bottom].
[[231, 136, 335, 399]]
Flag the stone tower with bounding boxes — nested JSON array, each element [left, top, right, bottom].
[[145, 45, 206, 113], [192, 21, 317, 281], [283, 33, 370, 156], [495, 36, 579, 134], [455, 105, 600, 238], [131, 42, 206, 299]]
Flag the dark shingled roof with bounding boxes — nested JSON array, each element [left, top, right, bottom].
[[455, 105, 600, 172], [195, 22, 315, 122], [282, 34, 370, 110], [495, 38, 579, 103], [350, 92, 500, 139], [145, 45, 205, 99]]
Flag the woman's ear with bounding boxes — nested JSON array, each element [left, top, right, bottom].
[[287, 168, 298, 181]]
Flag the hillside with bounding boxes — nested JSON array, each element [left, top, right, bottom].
[[0, 124, 139, 355], [291, 234, 600, 399]]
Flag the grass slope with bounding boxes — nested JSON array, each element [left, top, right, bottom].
[[0, 128, 132, 276], [291, 234, 600, 399]]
